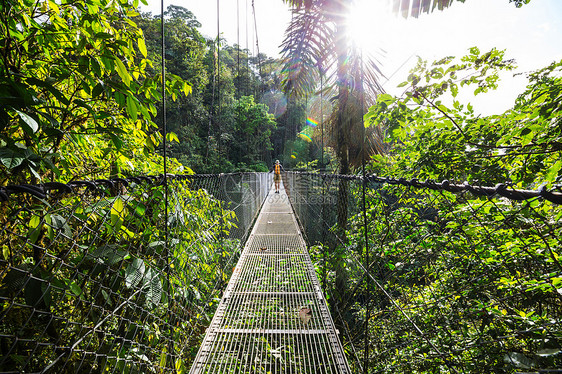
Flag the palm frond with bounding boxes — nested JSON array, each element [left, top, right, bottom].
[[390, 0, 466, 18], [280, 6, 336, 97]]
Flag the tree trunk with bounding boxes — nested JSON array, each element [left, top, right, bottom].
[[332, 2, 350, 317]]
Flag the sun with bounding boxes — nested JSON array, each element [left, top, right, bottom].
[[345, 0, 397, 52]]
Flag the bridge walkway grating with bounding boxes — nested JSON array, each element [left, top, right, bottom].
[[189, 184, 351, 373]]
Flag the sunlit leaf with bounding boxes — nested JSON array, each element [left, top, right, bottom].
[[126, 95, 138, 121], [126, 258, 145, 288], [114, 58, 132, 86], [14, 109, 38, 134], [138, 37, 147, 58]]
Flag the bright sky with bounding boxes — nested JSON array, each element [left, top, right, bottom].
[[141, 0, 291, 57], [142, 0, 562, 115]]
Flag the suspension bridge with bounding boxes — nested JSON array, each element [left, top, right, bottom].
[[190, 183, 350, 373], [0, 172, 561, 373]]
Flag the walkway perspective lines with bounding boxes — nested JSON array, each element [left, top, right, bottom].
[[189, 184, 351, 373]]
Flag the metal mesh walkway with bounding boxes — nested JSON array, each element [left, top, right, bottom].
[[189, 184, 351, 373]]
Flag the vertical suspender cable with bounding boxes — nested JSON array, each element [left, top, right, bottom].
[[320, 71, 324, 169], [236, 0, 242, 164], [237, 0, 240, 98], [245, 0, 249, 96], [359, 49, 371, 374], [304, 94, 308, 169], [320, 70, 327, 288], [206, 44, 216, 160], [217, 0, 221, 157], [251, 0, 261, 97], [159, 0, 171, 368]]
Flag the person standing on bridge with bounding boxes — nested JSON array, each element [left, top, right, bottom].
[[273, 160, 284, 193]]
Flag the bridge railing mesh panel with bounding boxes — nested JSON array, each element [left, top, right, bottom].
[[0, 173, 270, 373], [283, 171, 562, 373]]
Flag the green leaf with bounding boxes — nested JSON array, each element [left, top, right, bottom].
[[114, 58, 131, 86], [0, 147, 25, 169], [166, 131, 179, 143], [101, 289, 112, 306], [437, 104, 450, 113], [26, 77, 70, 105], [545, 160, 562, 184], [126, 95, 138, 121], [48, 0, 60, 14], [28, 215, 42, 243], [535, 347, 562, 357], [95, 32, 114, 40], [182, 82, 192, 96], [92, 82, 104, 98], [114, 91, 126, 108], [175, 358, 184, 374], [110, 134, 123, 151], [74, 99, 94, 115], [68, 281, 83, 297], [159, 347, 167, 368], [110, 197, 125, 231], [138, 37, 147, 58], [378, 93, 395, 105], [125, 258, 145, 288], [50, 214, 73, 238], [138, 103, 150, 120], [14, 109, 38, 134], [38, 112, 60, 128], [91, 57, 102, 76], [520, 127, 534, 146], [145, 269, 162, 308], [89, 245, 130, 265], [148, 241, 165, 254]]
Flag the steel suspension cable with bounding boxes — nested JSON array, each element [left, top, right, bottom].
[[320, 71, 326, 288], [159, 0, 171, 367], [237, 0, 240, 98], [359, 49, 370, 374], [217, 0, 221, 156], [251, 0, 262, 96], [245, 0, 249, 96], [320, 68, 324, 168], [206, 49, 216, 159]]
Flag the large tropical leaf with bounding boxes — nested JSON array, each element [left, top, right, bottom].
[[283, 0, 465, 17], [280, 6, 334, 97]]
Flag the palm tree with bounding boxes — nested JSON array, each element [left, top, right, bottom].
[[280, 0, 530, 171]]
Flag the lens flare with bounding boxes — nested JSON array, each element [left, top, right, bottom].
[[261, 90, 287, 118], [298, 133, 313, 143], [306, 117, 318, 127]]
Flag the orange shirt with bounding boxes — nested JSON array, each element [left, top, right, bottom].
[[275, 164, 280, 174]]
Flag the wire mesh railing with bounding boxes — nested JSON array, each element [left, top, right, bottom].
[[2, 169, 561, 373], [0, 172, 271, 373], [283, 171, 562, 373]]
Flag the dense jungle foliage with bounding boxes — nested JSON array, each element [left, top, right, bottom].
[[366, 47, 562, 188], [335, 49, 562, 371], [0, 0, 315, 183], [0, 0, 269, 372], [1, 0, 560, 372]]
